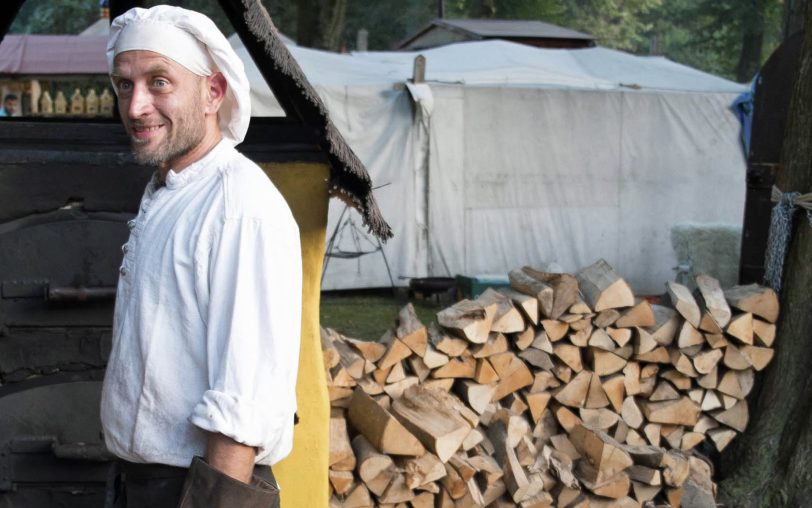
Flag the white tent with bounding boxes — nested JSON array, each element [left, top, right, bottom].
[[232, 38, 748, 294]]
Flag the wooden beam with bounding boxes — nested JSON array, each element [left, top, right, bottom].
[[0, 0, 26, 43]]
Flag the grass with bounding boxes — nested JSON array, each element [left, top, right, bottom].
[[319, 291, 445, 341]]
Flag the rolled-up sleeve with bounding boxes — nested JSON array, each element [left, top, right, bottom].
[[189, 214, 301, 462]]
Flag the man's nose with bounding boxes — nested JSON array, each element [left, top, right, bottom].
[[127, 85, 154, 118]]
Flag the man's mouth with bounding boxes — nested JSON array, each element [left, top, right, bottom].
[[131, 124, 164, 140]]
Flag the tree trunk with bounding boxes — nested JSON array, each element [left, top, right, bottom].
[[478, 0, 496, 18], [735, 0, 769, 82], [719, 7, 812, 507], [297, 0, 347, 51], [784, 0, 807, 39]]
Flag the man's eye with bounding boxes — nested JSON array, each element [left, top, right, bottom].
[[153, 79, 168, 87], [117, 80, 132, 92]]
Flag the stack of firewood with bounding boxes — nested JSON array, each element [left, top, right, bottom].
[[323, 259, 779, 507]]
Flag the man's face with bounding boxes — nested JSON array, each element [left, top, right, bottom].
[[111, 51, 207, 168], [4, 98, 17, 115]]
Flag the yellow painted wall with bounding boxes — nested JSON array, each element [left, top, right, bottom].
[[262, 162, 330, 508]]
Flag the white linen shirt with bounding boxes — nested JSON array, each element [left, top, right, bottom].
[[100, 139, 302, 467]]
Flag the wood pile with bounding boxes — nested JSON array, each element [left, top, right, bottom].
[[323, 260, 779, 507]]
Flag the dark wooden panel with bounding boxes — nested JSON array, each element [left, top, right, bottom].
[[739, 31, 804, 284]]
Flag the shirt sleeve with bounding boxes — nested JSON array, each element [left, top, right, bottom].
[[189, 214, 301, 460]]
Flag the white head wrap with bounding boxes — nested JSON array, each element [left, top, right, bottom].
[[107, 6, 251, 145]]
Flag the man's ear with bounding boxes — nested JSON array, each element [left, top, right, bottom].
[[204, 72, 227, 115]]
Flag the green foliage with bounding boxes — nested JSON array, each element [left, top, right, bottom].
[[9, 0, 98, 35], [563, 0, 662, 51], [6, 0, 787, 81], [651, 0, 783, 81]]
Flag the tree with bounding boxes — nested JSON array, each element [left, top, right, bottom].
[[735, 0, 772, 82], [297, 0, 348, 51], [563, 0, 662, 52], [9, 0, 97, 34], [650, 0, 783, 81], [718, 3, 812, 506]]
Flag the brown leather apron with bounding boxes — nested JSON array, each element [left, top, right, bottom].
[[107, 457, 280, 508]]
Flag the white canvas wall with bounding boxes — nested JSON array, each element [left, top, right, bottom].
[[238, 40, 748, 293]]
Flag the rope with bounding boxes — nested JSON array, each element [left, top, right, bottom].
[[764, 185, 812, 292]]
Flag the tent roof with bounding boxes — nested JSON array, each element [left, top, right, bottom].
[[436, 18, 594, 40], [278, 40, 746, 93], [0, 35, 107, 75]]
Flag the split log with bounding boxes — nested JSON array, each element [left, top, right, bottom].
[[329, 469, 354, 495], [512, 326, 535, 350], [569, 424, 633, 483], [717, 368, 755, 399], [585, 372, 610, 409], [621, 396, 644, 429], [396, 303, 428, 356], [591, 349, 627, 376], [391, 385, 474, 462], [666, 281, 701, 327], [649, 382, 680, 402], [554, 343, 583, 372], [432, 352, 476, 379], [593, 309, 621, 329], [575, 259, 635, 312], [456, 380, 496, 415], [602, 374, 626, 413], [330, 409, 356, 470], [525, 391, 552, 424], [352, 435, 395, 484], [509, 269, 554, 318], [503, 444, 532, 503], [693, 349, 723, 375], [726, 312, 754, 345], [474, 358, 500, 384], [553, 370, 592, 408], [348, 388, 426, 456], [430, 323, 469, 357], [578, 467, 631, 500], [472, 332, 508, 358], [694, 273, 732, 328], [378, 337, 413, 371], [477, 288, 525, 333], [521, 267, 580, 320], [708, 427, 737, 452], [615, 299, 657, 328], [519, 348, 555, 371], [741, 345, 775, 370], [436, 300, 493, 344], [640, 397, 701, 426], [677, 321, 705, 349], [752, 318, 776, 347], [499, 287, 539, 325], [400, 452, 446, 489], [343, 483, 373, 508], [589, 328, 617, 350], [606, 327, 632, 348], [724, 284, 779, 322], [646, 305, 680, 346], [542, 320, 569, 342], [712, 400, 749, 432], [580, 408, 619, 430], [379, 473, 415, 504], [491, 355, 534, 402]]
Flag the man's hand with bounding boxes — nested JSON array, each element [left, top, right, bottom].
[[205, 432, 257, 484]]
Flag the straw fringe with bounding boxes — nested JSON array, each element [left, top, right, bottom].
[[240, 0, 392, 240]]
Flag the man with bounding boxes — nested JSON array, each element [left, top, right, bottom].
[[0, 93, 18, 116], [101, 6, 301, 508]]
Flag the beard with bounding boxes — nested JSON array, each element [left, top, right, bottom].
[[129, 91, 206, 168]]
